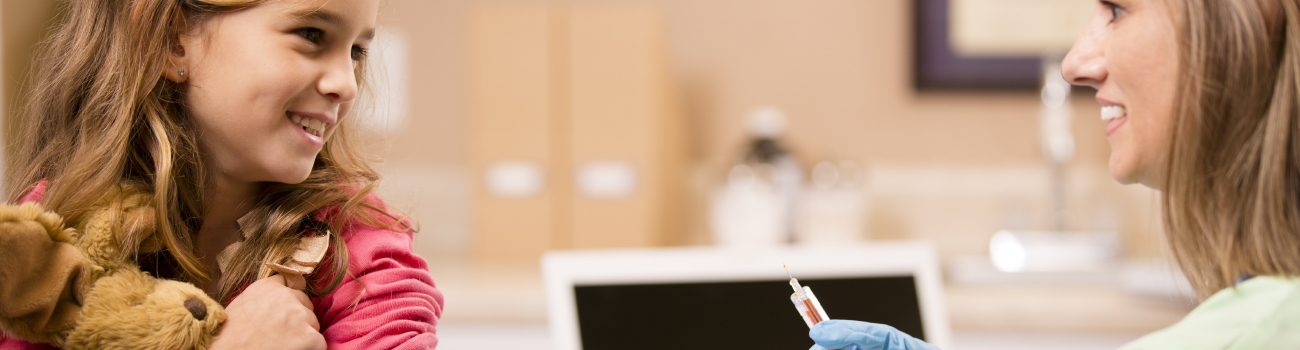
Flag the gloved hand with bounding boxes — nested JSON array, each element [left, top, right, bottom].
[[807, 319, 940, 350]]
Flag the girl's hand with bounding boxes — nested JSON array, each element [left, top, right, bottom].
[[210, 275, 325, 350]]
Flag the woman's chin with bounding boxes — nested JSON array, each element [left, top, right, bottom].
[[1108, 154, 1142, 185], [1109, 154, 1163, 190]]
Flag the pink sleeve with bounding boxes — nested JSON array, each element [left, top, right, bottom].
[[313, 213, 443, 350], [0, 336, 56, 350], [18, 181, 46, 204]]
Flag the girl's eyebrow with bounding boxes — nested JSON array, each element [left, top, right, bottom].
[[291, 8, 376, 40]]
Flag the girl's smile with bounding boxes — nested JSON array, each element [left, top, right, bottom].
[[287, 111, 335, 146], [175, 0, 376, 185]]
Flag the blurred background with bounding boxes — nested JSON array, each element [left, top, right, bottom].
[[1, 0, 1194, 349]]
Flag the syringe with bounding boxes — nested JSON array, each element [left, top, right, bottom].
[[785, 264, 830, 328]]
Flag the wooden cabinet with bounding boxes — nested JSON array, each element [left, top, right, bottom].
[[468, 2, 684, 262]]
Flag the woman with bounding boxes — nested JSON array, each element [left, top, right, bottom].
[[810, 0, 1300, 349], [0, 0, 442, 349]]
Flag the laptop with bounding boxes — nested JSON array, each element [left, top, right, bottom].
[[542, 240, 951, 350]]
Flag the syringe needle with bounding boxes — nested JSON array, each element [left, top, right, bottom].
[[785, 263, 803, 294]]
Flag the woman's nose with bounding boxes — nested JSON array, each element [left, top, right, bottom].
[[1062, 23, 1108, 89], [318, 56, 358, 103]]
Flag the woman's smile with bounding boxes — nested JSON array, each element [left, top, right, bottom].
[[1062, 0, 1177, 187], [1100, 101, 1128, 136]]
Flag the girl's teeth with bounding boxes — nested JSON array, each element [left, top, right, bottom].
[[1101, 105, 1127, 121], [291, 114, 324, 137]]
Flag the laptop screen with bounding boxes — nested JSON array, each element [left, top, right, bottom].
[[573, 276, 925, 350]]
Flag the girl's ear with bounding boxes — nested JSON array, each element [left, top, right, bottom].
[[163, 39, 188, 83]]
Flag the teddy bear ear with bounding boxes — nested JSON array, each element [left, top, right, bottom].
[[291, 234, 330, 268], [117, 206, 162, 253]]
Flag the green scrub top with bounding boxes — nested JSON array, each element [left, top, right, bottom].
[[1119, 276, 1300, 349]]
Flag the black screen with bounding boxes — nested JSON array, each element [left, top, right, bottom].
[[573, 276, 924, 350]]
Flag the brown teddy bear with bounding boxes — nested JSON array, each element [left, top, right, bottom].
[[0, 187, 226, 350]]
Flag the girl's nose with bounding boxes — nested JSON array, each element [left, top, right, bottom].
[[318, 55, 358, 103]]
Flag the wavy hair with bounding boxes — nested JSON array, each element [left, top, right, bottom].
[[1164, 0, 1300, 299], [5, 0, 404, 303]]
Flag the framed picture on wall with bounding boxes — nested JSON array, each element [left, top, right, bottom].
[[912, 0, 1041, 90]]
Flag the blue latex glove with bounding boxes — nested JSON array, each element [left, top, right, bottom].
[[807, 320, 941, 350]]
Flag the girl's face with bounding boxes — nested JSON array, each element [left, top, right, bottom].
[[178, 0, 379, 185], [1062, 0, 1178, 189]]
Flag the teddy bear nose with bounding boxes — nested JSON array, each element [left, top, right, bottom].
[[184, 297, 208, 320]]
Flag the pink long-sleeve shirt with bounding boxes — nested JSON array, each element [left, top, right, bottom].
[[0, 182, 443, 349]]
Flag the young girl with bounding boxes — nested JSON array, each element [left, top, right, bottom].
[[807, 0, 1300, 349], [0, 0, 442, 349]]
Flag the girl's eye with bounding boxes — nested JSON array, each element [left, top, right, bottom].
[[351, 45, 368, 61], [1101, 1, 1125, 24], [294, 28, 325, 44]]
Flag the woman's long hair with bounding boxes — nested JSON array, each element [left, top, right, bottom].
[[5, 0, 405, 303], [1164, 0, 1300, 299]]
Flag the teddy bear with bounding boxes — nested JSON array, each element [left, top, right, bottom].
[[0, 186, 226, 350]]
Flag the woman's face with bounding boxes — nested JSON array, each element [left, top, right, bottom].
[[177, 0, 379, 185], [1062, 0, 1178, 189]]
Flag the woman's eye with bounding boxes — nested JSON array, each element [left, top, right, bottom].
[[1101, 1, 1125, 24], [294, 28, 325, 44], [351, 45, 368, 61]]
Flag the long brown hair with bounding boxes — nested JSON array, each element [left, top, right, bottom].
[[1164, 0, 1300, 299], [6, 0, 404, 303]]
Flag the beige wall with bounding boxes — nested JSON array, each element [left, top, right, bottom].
[[0, 0, 1162, 260], [372, 0, 1163, 260], [376, 0, 1111, 165], [2, 1, 60, 157]]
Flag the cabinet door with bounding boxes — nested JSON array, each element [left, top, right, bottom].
[[468, 3, 561, 261], [564, 3, 684, 249], [468, 2, 686, 261]]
